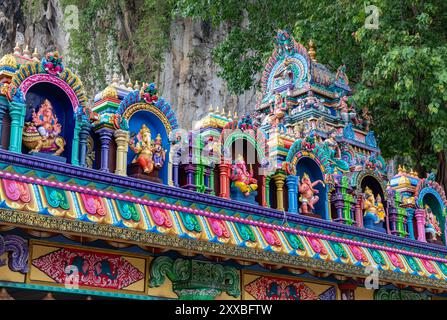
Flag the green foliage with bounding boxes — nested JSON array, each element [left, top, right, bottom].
[[178, 0, 447, 177], [59, 0, 173, 93]]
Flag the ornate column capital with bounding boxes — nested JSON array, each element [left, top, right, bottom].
[[149, 256, 240, 300]]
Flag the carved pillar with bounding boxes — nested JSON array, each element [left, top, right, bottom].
[[114, 129, 129, 176], [0, 96, 9, 148], [355, 195, 363, 228], [286, 175, 298, 213], [406, 208, 415, 240], [8, 101, 25, 153], [265, 175, 271, 208], [332, 186, 345, 223], [97, 128, 114, 172], [209, 168, 215, 195], [78, 125, 90, 167], [260, 175, 267, 207], [415, 208, 426, 242], [273, 173, 286, 211], [149, 256, 240, 300], [172, 163, 179, 187], [183, 164, 196, 191], [218, 163, 230, 199]]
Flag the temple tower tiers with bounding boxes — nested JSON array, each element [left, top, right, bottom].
[[0, 33, 446, 301]]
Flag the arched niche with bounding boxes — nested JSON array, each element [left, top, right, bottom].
[[421, 191, 446, 245], [296, 156, 328, 219], [125, 105, 170, 184], [220, 129, 269, 206], [359, 174, 387, 233], [23, 82, 75, 162]]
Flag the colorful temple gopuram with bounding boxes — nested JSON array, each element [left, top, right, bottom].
[[0, 31, 446, 300]]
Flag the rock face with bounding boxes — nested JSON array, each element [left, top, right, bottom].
[[0, 2, 257, 129], [158, 18, 257, 129]]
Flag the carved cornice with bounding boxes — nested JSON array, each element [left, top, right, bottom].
[[0, 208, 446, 291]]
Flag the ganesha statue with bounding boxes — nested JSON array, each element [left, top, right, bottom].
[[337, 96, 357, 124], [22, 99, 65, 156], [230, 154, 258, 198], [129, 124, 165, 176], [425, 206, 442, 242], [362, 187, 386, 231], [298, 173, 325, 214]]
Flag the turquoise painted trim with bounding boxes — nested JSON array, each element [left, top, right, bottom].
[[0, 281, 173, 300]]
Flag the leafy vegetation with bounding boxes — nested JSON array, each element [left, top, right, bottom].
[[177, 0, 447, 186]]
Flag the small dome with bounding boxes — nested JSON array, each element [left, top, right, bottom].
[[0, 54, 18, 68], [102, 85, 118, 99]]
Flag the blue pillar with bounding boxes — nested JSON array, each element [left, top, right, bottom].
[[323, 184, 330, 221], [78, 125, 91, 167], [286, 175, 298, 213], [8, 101, 26, 153], [406, 208, 415, 240]]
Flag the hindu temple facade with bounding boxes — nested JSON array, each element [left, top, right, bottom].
[[0, 31, 446, 300]]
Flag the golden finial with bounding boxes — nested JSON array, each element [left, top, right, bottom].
[[119, 75, 125, 87], [133, 80, 140, 90], [398, 164, 403, 174], [228, 109, 232, 118], [402, 166, 407, 174], [0, 54, 18, 68], [13, 42, 21, 55], [234, 111, 238, 119], [111, 73, 119, 86], [209, 104, 214, 112], [23, 45, 31, 58], [32, 48, 39, 60], [215, 106, 219, 114], [126, 79, 133, 88], [308, 39, 316, 62], [102, 85, 118, 100], [221, 107, 226, 116]]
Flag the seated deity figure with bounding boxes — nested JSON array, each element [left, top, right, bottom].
[[363, 187, 385, 224], [337, 96, 357, 124], [22, 99, 65, 156], [425, 206, 442, 241], [129, 124, 156, 174], [298, 173, 325, 214], [230, 154, 258, 197]]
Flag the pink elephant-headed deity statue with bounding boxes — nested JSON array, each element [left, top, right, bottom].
[[425, 205, 442, 242], [42, 51, 64, 75], [298, 173, 325, 214], [22, 99, 65, 156], [230, 154, 258, 197]]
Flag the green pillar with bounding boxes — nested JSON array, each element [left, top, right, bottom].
[[210, 169, 215, 195], [8, 101, 26, 153], [149, 256, 240, 300], [71, 119, 81, 165], [265, 175, 271, 208]]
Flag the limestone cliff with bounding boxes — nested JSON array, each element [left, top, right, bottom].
[[0, 1, 256, 129]]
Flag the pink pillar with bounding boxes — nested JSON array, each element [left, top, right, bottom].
[[415, 209, 426, 242], [355, 196, 363, 228]]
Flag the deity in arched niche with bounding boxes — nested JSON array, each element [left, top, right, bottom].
[[298, 173, 325, 214], [129, 124, 155, 174], [230, 154, 258, 196], [363, 187, 385, 224], [425, 205, 442, 241], [22, 99, 65, 156]]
